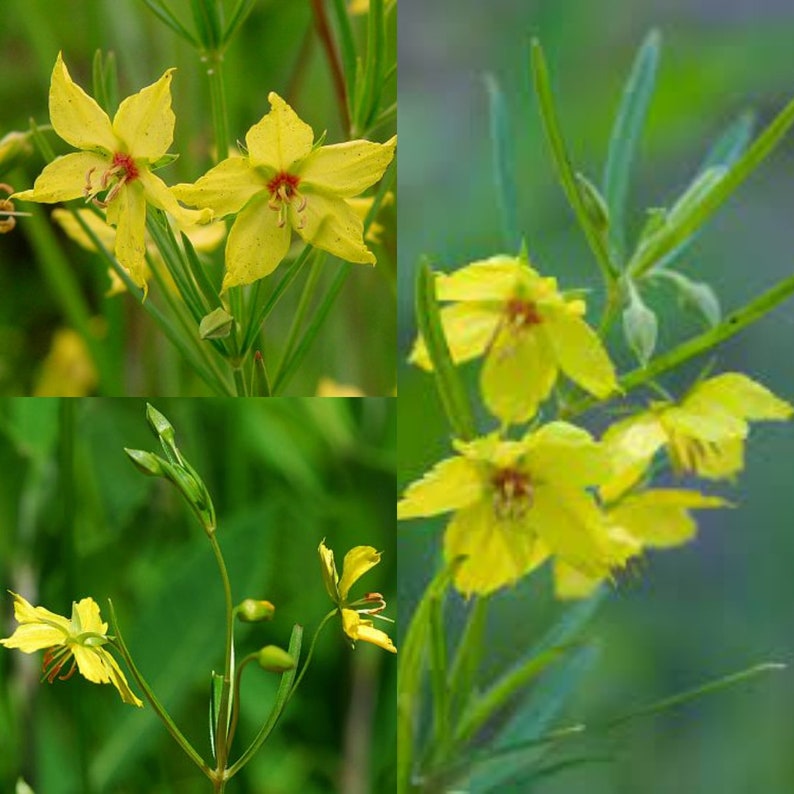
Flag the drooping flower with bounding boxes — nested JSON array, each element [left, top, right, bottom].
[[12, 53, 209, 294], [319, 540, 396, 653], [0, 592, 142, 707], [172, 92, 397, 290], [601, 373, 792, 501], [409, 255, 618, 425], [554, 488, 728, 600], [397, 422, 626, 597]]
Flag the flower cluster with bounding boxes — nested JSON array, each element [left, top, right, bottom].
[[399, 252, 792, 598], [13, 53, 395, 296]]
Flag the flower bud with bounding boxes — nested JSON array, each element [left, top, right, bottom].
[[124, 448, 165, 476], [199, 307, 234, 340], [0, 131, 32, 177], [622, 283, 657, 366], [237, 599, 276, 623], [146, 403, 177, 451], [256, 645, 296, 674]]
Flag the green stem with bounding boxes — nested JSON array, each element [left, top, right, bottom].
[[273, 256, 324, 386], [107, 600, 211, 777], [566, 269, 794, 418], [205, 49, 230, 163], [227, 652, 258, 754], [288, 611, 337, 701], [208, 532, 235, 774]]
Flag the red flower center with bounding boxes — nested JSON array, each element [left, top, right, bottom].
[[267, 171, 307, 229], [491, 467, 533, 520], [505, 298, 542, 328], [111, 151, 139, 182], [83, 152, 140, 208]]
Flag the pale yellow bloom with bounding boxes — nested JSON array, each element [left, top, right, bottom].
[[34, 328, 98, 396], [319, 540, 396, 653], [316, 377, 365, 397], [173, 93, 396, 290], [1, 592, 142, 707]]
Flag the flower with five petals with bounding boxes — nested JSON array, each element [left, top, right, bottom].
[[409, 254, 618, 425], [319, 540, 396, 653], [0, 592, 142, 707], [12, 53, 208, 294], [398, 422, 626, 597], [173, 92, 396, 290]]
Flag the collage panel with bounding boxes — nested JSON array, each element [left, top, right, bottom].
[[0, 2, 396, 397], [0, 397, 396, 792], [398, 2, 794, 793]]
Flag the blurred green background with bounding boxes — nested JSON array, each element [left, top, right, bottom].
[[0, 0, 396, 396], [0, 397, 396, 793], [399, 1, 794, 791]]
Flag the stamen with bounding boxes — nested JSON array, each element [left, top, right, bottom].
[[82, 152, 139, 209], [505, 298, 542, 329], [492, 467, 533, 520]]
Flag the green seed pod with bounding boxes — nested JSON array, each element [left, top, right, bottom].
[[622, 283, 658, 366], [256, 645, 296, 674], [237, 599, 276, 623]]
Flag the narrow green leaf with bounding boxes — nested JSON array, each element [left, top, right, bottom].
[[139, 0, 199, 46], [604, 662, 785, 730], [484, 73, 520, 249], [356, 0, 385, 131], [629, 94, 794, 278], [414, 262, 477, 441], [652, 269, 721, 327], [92, 50, 109, 114], [429, 587, 450, 750], [397, 561, 459, 794], [223, 0, 257, 47], [602, 30, 661, 260], [530, 39, 618, 286], [181, 231, 222, 311], [447, 597, 489, 726], [208, 671, 224, 760], [251, 350, 272, 396]]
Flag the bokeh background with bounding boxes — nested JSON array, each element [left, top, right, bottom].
[[0, 397, 396, 793], [0, 1, 396, 396], [399, 1, 794, 791]]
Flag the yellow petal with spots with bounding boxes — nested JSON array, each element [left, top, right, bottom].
[[338, 546, 381, 601], [13, 151, 109, 203], [246, 92, 314, 171], [113, 68, 176, 160]]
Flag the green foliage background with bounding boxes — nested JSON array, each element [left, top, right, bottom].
[[0, 397, 396, 793], [399, 1, 794, 791], [0, 0, 396, 396]]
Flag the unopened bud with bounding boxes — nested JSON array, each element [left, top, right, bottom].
[[237, 599, 275, 623], [124, 448, 165, 476], [199, 307, 234, 340], [146, 403, 177, 450], [256, 645, 296, 674]]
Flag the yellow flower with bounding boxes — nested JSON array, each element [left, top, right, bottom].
[[554, 489, 727, 600], [347, 190, 395, 245], [316, 377, 366, 397], [398, 422, 625, 597], [601, 373, 792, 501], [33, 327, 98, 396], [0, 592, 142, 707], [12, 53, 208, 294], [318, 540, 396, 653], [52, 208, 225, 296], [172, 92, 397, 290], [409, 255, 617, 425]]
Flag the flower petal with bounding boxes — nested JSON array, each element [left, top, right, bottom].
[[338, 546, 381, 601], [685, 372, 793, 422], [524, 421, 611, 487], [138, 170, 212, 227], [52, 207, 116, 251], [481, 328, 557, 425], [113, 69, 176, 160], [398, 454, 483, 519], [435, 256, 530, 302], [72, 644, 111, 684], [49, 52, 117, 153], [246, 92, 314, 170], [171, 157, 264, 216], [554, 560, 603, 601], [299, 135, 396, 197], [318, 540, 340, 602], [0, 622, 67, 652], [609, 489, 728, 548], [531, 484, 611, 578], [544, 306, 617, 398], [12, 152, 109, 203], [341, 609, 396, 653], [408, 303, 501, 371], [71, 597, 107, 635], [110, 182, 148, 291], [445, 500, 548, 597], [222, 192, 291, 290], [600, 412, 667, 502], [294, 190, 374, 264]]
